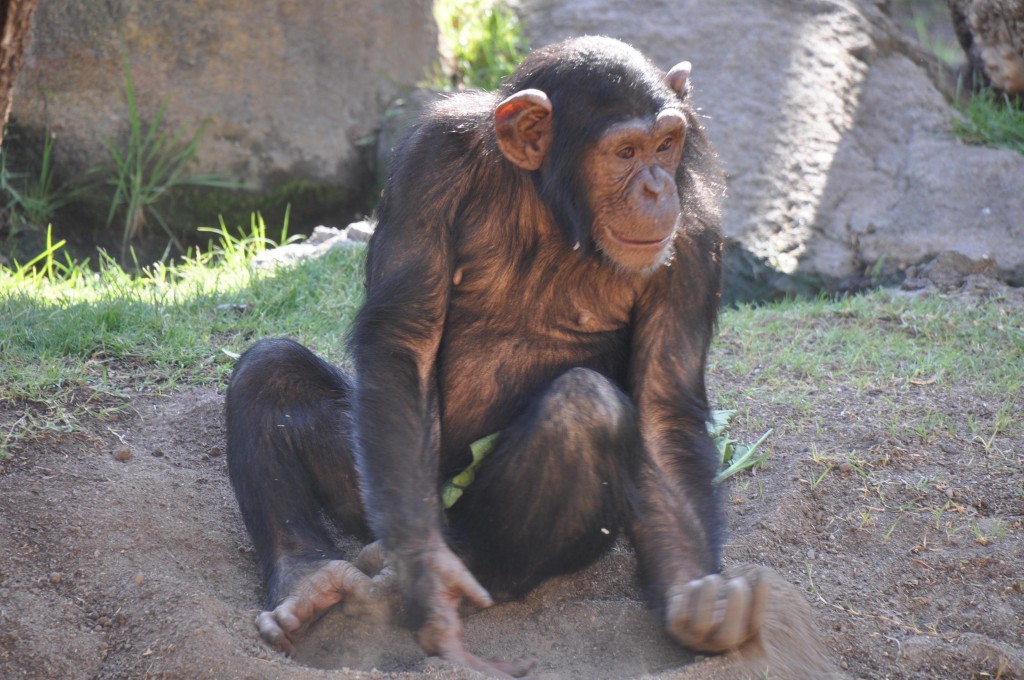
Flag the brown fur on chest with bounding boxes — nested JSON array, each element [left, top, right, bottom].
[[437, 238, 643, 457]]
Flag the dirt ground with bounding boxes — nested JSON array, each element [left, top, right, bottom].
[[1, 288, 1022, 679]]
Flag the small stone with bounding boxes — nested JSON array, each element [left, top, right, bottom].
[[307, 225, 345, 245], [345, 220, 375, 242], [215, 302, 253, 314], [151, 449, 164, 457], [208, 446, 222, 457], [113, 448, 132, 462], [134, 573, 144, 587]]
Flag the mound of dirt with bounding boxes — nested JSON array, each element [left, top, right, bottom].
[[2, 326, 1021, 680]]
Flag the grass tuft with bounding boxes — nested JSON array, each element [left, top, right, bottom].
[[952, 89, 1024, 155], [103, 56, 240, 261], [1, 129, 88, 236]]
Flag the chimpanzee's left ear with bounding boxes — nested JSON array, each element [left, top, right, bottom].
[[666, 61, 692, 99], [494, 89, 553, 171]]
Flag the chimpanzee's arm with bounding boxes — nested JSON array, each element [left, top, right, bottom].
[[627, 230, 724, 589], [347, 116, 517, 675], [350, 93, 501, 557], [627, 231, 766, 653], [349, 120, 458, 557]]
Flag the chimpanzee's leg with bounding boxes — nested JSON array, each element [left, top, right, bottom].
[[226, 338, 373, 652], [448, 367, 642, 598]]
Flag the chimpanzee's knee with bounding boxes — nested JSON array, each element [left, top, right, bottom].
[[229, 338, 345, 402], [450, 367, 643, 596]]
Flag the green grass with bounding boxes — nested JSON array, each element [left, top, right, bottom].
[[710, 293, 1024, 454], [952, 89, 1024, 155], [2, 57, 240, 261], [3, 231, 1021, 469], [0, 216, 364, 455], [713, 294, 1023, 402], [428, 0, 528, 90]]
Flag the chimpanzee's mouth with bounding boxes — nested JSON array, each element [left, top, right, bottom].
[[608, 229, 673, 248]]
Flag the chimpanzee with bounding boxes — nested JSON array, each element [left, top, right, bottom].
[[226, 36, 768, 676]]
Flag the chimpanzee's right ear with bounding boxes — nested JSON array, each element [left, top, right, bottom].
[[494, 89, 553, 171]]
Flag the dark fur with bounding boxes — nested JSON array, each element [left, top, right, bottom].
[[227, 36, 726, 632]]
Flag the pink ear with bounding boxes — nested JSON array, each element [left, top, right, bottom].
[[494, 89, 553, 171], [666, 61, 692, 97]]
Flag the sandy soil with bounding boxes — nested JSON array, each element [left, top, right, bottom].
[[1, 290, 1022, 679]]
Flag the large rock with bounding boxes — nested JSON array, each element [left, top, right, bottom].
[[11, 0, 437, 221], [510, 0, 1024, 285], [948, 0, 1024, 94]]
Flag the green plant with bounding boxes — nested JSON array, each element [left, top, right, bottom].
[[969, 403, 1014, 456], [881, 518, 901, 544], [430, 0, 528, 90], [708, 409, 773, 482], [971, 520, 1008, 546], [1, 129, 86, 235], [197, 204, 295, 259], [5, 224, 72, 282], [952, 88, 1024, 155], [810, 465, 833, 490], [103, 57, 238, 261]]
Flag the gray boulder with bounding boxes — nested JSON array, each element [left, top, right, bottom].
[[12, 0, 437, 217], [510, 0, 1024, 286]]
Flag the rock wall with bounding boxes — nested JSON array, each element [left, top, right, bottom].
[[510, 0, 1024, 284], [11, 0, 437, 220]]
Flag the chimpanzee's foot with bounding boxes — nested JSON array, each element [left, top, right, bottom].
[[354, 540, 396, 584], [255, 559, 374, 655], [665, 566, 770, 653], [353, 540, 400, 612]]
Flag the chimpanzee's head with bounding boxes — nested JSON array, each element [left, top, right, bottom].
[[493, 36, 701, 273]]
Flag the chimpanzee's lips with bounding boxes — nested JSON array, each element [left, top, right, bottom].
[[608, 229, 672, 247]]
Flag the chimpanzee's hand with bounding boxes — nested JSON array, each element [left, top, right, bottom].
[[411, 543, 532, 678], [665, 567, 770, 653]]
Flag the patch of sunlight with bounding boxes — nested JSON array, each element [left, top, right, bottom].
[[748, 16, 869, 273]]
